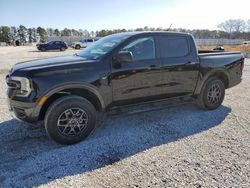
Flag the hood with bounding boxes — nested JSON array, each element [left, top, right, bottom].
[[10, 55, 90, 74]]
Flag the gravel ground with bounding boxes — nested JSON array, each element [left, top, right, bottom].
[[0, 47, 249, 187], [0, 46, 79, 70]]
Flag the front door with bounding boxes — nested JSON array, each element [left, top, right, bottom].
[[110, 36, 162, 103]]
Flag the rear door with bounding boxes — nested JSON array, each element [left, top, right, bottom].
[[46, 41, 54, 50], [110, 35, 162, 103], [158, 34, 199, 96], [47, 41, 57, 50], [54, 41, 62, 50]]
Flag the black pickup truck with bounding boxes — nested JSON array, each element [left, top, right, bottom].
[[6, 32, 244, 144]]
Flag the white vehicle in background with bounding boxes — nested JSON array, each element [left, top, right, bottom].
[[242, 41, 250, 46], [71, 38, 99, 49]]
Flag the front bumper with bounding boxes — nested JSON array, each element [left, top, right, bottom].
[[7, 98, 40, 123]]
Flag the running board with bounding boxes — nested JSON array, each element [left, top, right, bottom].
[[107, 95, 195, 116]]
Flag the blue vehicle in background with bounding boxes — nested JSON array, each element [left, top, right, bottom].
[[36, 41, 68, 51]]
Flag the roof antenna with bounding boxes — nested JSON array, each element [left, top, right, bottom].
[[166, 24, 173, 31]]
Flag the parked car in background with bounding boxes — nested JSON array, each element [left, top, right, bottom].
[[243, 41, 250, 45], [37, 41, 68, 51], [213, 45, 225, 51], [71, 38, 98, 49]]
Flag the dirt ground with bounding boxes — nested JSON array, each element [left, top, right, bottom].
[[0, 46, 79, 70], [0, 47, 249, 187]]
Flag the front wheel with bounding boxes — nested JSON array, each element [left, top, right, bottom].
[[41, 47, 46, 52], [45, 95, 96, 145], [75, 45, 81, 49], [196, 77, 225, 110], [60, 47, 66, 51]]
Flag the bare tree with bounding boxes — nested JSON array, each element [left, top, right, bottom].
[[247, 19, 250, 32], [218, 19, 246, 33]]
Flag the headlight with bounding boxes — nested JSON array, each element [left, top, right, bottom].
[[11, 76, 32, 97]]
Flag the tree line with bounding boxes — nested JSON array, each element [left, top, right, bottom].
[[0, 19, 250, 44]]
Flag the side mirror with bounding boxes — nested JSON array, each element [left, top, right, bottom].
[[114, 51, 133, 63], [113, 51, 133, 69]]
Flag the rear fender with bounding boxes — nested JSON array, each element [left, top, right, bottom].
[[194, 68, 230, 95]]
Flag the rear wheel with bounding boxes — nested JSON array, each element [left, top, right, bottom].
[[197, 77, 225, 110], [75, 45, 81, 49], [45, 95, 96, 145]]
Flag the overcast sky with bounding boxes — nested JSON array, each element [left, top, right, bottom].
[[0, 0, 249, 30]]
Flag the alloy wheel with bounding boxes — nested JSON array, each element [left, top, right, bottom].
[[57, 108, 88, 136]]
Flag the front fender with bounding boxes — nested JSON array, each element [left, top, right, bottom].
[[32, 82, 106, 119], [44, 82, 105, 108]]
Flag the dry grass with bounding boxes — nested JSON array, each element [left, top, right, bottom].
[[198, 45, 250, 54]]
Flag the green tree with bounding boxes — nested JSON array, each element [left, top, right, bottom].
[[82, 29, 90, 37], [18, 25, 27, 43], [90, 31, 95, 37], [61, 28, 71, 36], [78, 29, 84, 37], [46, 28, 54, 37], [96, 29, 107, 37], [9, 26, 17, 41], [53, 29, 60, 36], [0, 26, 10, 43], [37, 26, 47, 42], [27, 28, 33, 43], [71, 29, 80, 36], [32, 28, 38, 42]]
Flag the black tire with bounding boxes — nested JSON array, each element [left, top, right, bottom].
[[45, 95, 96, 145], [60, 47, 66, 51], [196, 77, 225, 110], [75, 45, 81, 50], [41, 47, 46, 52]]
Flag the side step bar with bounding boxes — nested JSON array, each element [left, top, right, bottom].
[[107, 95, 195, 117]]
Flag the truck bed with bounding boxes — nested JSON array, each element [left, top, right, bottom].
[[198, 50, 243, 63], [198, 50, 241, 56], [197, 50, 244, 89]]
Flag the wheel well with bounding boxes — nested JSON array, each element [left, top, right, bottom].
[[211, 72, 229, 88], [39, 88, 102, 120]]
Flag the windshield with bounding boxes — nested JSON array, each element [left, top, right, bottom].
[[78, 34, 130, 60]]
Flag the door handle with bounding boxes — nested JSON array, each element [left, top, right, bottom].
[[186, 61, 198, 65], [100, 73, 109, 85], [148, 65, 157, 70], [100, 73, 108, 80]]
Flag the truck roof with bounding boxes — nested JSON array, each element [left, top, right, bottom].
[[111, 31, 191, 37]]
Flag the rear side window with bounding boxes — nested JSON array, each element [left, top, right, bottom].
[[159, 35, 189, 58]]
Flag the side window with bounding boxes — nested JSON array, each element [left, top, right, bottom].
[[120, 37, 156, 61], [87, 39, 93, 42], [159, 36, 189, 58]]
